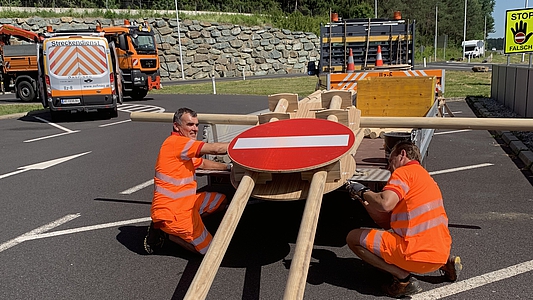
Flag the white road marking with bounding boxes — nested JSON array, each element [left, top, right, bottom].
[[120, 179, 154, 194], [233, 134, 349, 149], [34, 116, 76, 133], [0, 214, 80, 253], [99, 119, 132, 127], [429, 163, 493, 176], [0, 152, 91, 180], [434, 129, 472, 135], [24, 131, 80, 142], [26, 116, 80, 142], [411, 259, 533, 300], [21, 217, 151, 241], [118, 104, 165, 113]]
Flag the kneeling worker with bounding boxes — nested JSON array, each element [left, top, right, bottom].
[[346, 141, 462, 298], [144, 107, 232, 255]]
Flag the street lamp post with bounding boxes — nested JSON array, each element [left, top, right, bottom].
[[463, 0, 467, 59]]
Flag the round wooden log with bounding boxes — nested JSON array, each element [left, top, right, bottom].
[[283, 170, 327, 300], [183, 171, 258, 300], [131, 112, 533, 131], [360, 117, 533, 131]]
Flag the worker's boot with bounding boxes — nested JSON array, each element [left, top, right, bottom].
[[440, 255, 462, 282], [143, 221, 167, 254], [383, 275, 422, 298]]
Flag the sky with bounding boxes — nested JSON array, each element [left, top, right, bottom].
[[490, 0, 532, 38]]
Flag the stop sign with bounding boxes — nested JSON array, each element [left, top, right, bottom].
[[228, 118, 355, 173]]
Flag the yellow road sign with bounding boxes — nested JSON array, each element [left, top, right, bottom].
[[505, 8, 533, 54]]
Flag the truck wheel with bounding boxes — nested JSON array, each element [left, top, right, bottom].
[[130, 89, 148, 101], [17, 80, 36, 102]]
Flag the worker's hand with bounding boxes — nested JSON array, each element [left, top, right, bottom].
[[345, 180, 370, 202]]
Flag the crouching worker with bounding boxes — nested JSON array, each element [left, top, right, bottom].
[[144, 107, 232, 255], [346, 141, 462, 298]]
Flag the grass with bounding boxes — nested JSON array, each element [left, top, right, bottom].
[[0, 71, 492, 116], [0, 104, 43, 116], [154, 76, 318, 97]]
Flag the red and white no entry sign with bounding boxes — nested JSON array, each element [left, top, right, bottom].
[[228, 118, 355, 173]]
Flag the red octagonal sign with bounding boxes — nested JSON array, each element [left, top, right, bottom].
[[228, 118, 356, 173]]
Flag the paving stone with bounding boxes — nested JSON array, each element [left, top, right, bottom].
[[519, 151, 533, 168], [510, 141, 529, 155], [501, 132, 519, 144]]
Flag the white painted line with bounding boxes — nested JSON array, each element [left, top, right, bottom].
[[0, 214, 80, 253], [233, 134, 349, 149], [99, 119, 132, 127], [434, 129, 472, 135], [429, 163, 493, 176], [23, 130, 80, 143], [120, 179, 154, 194], [0, 169, 28, 180], [21, 217, 151, 241], [34, 116, 76, 133], [411, 259, 533, 300]]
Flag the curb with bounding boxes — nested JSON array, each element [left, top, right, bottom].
[[465, 96, 533, 173], [0, 109, 48, 120]]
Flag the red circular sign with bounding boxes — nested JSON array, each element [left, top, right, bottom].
[[228, 118, 355, 173], [515, 32, 525, 44]]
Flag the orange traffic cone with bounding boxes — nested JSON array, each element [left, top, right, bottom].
[[376, 45, 383, 67], [347, 48, 355, 73]]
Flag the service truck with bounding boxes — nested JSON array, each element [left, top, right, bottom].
[[305, 14, 447, 185], [38, 30, 123, 120], [97, 20, 160, 100], [0, 24, 43, 102], [462, 40, 485, 58]]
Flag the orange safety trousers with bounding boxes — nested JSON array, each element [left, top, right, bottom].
[[360, 229, 443, 274], [156, 191, 226, 254]]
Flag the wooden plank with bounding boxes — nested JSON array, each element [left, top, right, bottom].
[[356, 76, 436, 117], [283, 170, 327, 300], [268, 93, 299, 112], [183, 171, 258, 300]]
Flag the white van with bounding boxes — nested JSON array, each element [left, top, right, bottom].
[[38, 32, 122, 119]]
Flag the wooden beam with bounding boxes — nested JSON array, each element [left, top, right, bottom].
[[283, 170, 327, 300], [183, 171, 259, 300], [131, 112, 533, 131]]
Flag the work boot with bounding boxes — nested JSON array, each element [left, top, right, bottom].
[[143, 221, 167, 254], [383, 275, 422, 298], [440, 255, 462, 282]]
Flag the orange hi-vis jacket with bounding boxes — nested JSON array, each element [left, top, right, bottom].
[[151, 132, 204, 233], [383, 161, 452, 264]]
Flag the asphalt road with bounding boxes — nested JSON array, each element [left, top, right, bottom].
[[0, 95, 532, 299]]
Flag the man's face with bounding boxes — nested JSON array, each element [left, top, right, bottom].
[[388, 150, 405, 172], [174, 113, 199, 139]]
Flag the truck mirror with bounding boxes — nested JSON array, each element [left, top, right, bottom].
[[118, 35, 127, 50], [307, 61, 318, 76]]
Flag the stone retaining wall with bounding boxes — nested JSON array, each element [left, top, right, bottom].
[[0, 17, 320, 81]]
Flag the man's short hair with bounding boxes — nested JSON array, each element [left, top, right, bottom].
[[173, 107, 197, 125], [390, 141, 422, 162]]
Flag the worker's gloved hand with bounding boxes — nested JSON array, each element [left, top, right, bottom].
[[345, 180, 370, 201]]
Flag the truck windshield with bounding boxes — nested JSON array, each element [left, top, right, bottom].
[[131, 34, 156, 53], [465, 46, 476, 51]]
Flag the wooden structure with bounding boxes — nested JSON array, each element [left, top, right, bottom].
[[130, 90, 533, 300]]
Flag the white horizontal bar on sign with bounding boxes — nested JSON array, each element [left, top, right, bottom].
[[233, 135, 349, 149]]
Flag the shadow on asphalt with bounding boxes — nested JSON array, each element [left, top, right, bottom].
[[115, 189, 390, 298]]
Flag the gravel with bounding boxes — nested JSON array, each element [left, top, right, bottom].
[[465, 96, 533, 151]]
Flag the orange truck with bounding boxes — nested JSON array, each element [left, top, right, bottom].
[[37, 30, 123, 120], [0, 24, 44, 101], [96, 20, 160, 100], [308, 16, 445, 94]]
